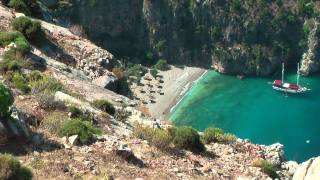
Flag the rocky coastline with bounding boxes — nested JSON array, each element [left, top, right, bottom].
[[0, 2, 319, 179]]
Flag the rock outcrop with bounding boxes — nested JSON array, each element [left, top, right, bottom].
[[40, 20, 115, 79], [263, 143, 284, 166], [293, 156, 320, 180], [0, 5, 14, 31], [300, 19, 320, 75]]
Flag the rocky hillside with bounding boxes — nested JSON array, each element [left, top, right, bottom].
[[0, 1, 320, 180], [41, 0, 320, 76]]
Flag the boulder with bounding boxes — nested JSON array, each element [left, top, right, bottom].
[[0, 5, 14, 31], [115, 143, 144, 168], [293, 156, 320, 180], [264, 143, 284, 166], [62, 136, 71, 149], [93, 74, 117, 88], [8, 107, 31, 140], [282, 161, 299, 176], [68, 135, 79, 146]]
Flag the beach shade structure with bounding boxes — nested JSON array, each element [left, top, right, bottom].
[[156, 74, 163, 79], [139, 88, 146, 93], [144, 76, 152, 81], [142, 99, 148, 104], [149, 89, 156, 93], [150, 99, 156, 104]]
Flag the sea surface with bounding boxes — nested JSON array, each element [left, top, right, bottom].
[[170, 70, 320, 162]]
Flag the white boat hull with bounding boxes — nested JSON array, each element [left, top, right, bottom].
[[272, 86, 309, 94]]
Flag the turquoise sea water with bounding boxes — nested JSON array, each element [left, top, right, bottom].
[[170, 71, 320, 162]]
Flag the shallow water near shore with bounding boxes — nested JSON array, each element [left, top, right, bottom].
[[170, 71, 320, 162]]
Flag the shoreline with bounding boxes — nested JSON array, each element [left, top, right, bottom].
[[168, 70, 208, 115], [146, 66, 207, 121]]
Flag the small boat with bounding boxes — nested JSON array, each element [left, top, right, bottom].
[[272, 63, 310, 94]]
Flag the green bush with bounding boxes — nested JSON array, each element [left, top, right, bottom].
[[8, 0, 31, 15], [68, 106, 82, 118], [58, 119, 102, 144], [150, 68, 158, 78], [28, 70, 42, 82], [173, 127, 205, 153], [154, 59, 170, 71], [0, 59, 21, 74], [12, 72, 30, 93], [202, 127, 224, 144], [0, 153, 33, 180], [134, 124, 173, 150], [12, 16, 41, 40], [0, 31, 30, 54], [151, 128, 173, 149], [92, 100, 115, 115], [230, 0, 241, 12], [252, 159, 279, 179], [29, 75, 63, 95], [134, 124, 155, 141], [0, 84, 14, 118], [216, 133, 237, 143], [125, 64, 148, 79]]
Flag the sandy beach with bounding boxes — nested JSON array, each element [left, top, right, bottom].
[[146, 66, 206, 120]]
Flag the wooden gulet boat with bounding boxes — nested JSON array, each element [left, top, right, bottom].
[[272, 63, 310, 94]]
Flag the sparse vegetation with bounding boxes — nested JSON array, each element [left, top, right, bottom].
[[134, 124, 173, 150], [0, 83, 14, 118], [125, 64, 148, 82], [0, 58, 21, 74], [202, 127, 224, 144], [154, 59, 170, 71], [29, 74, 63, 95], [150, 68, 158, 78], [28, 70, 42, 82], [41, 112, 68, 134], [252, 159, 279, 179], [134, 125, 207, 152], [68, 106, 82, 118], [58, 119, 102, 144], [0, 153, 33, 180], [92, 100, 115, 116], [112, 67, 125, 80], [0, 31, 30, 54], [36, 93, 65, 110]]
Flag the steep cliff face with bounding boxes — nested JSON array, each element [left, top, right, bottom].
[[300, 19, 320, 75], [47, 0, 320, 76], [70, 0, 148, 60]]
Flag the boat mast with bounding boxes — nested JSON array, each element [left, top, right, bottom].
[[282, 63, 284, 83], [297, 63, 300, 86]]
